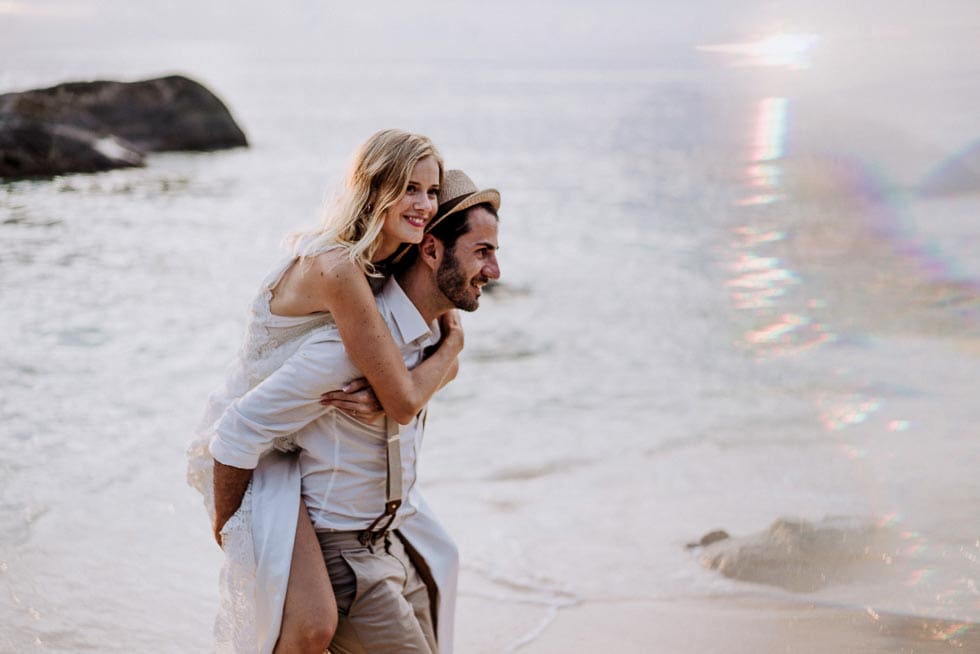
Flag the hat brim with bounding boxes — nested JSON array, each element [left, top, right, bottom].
[[427, 188, 500, 233]]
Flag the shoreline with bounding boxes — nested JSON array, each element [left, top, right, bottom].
[[506, 595, 978, 653], [454, 591, 979, 654]]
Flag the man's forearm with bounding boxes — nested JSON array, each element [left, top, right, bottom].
[[212, 458, 254, 544]]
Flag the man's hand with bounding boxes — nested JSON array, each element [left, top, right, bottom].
[[438, 310, 464, 354], [320, 378, 384, 423], [212, 459, 254, 547]]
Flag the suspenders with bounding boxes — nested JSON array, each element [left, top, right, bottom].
[[358, 416, 403, 546]]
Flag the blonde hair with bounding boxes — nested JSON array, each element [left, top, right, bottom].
[[289, 129, 443, 275]]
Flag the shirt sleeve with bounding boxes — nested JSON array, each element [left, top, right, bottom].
[[209, 334, 358, 469]]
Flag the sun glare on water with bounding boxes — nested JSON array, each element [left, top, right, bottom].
[[698, 32, 820, 70]]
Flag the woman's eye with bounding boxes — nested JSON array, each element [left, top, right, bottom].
[[428, 189, 438, 197], [406, 184, 418, 193]]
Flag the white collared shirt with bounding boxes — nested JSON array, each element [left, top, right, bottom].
[[210, 277, 439, 531]]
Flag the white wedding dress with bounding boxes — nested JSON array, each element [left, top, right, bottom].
[[186, 249, 458, 653]]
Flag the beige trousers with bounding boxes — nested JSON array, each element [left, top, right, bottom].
[[317, 530, 437, 654]]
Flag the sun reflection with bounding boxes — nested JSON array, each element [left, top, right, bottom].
[[728, 253, 800, 310], [906, 568, 933, 587], [820, 394, 882, 431], [751, 97, 790, 162], [698, 32, 820, 70], [737, 97, 791, 206], [732, 226, 786, 247], [929, 623, 974, 642], [876, 512, 900, 529]]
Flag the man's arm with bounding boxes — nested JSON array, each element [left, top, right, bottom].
[[208, 334, 356, 546], [212, 460, 253, 545]]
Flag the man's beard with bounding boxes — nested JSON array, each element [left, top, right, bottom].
[[437, 248, 483, 312]]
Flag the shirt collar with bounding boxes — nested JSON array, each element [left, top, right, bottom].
[[378, 276, 434, 347]]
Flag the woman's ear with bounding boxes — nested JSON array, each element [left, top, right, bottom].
[[419, 234, 442, 270]]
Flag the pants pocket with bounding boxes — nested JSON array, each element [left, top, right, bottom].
[[324, 548, 361, 616]]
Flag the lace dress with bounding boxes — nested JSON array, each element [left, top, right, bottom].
[[186, 248, 459, 654], [186, 251, 336, 653]]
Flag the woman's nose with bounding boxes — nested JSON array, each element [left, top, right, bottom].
[[414, 195, 435, 215]]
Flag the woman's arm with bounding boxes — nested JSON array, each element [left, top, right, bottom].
[[321, 323, 461, 419], [271, 250, 462, 425]]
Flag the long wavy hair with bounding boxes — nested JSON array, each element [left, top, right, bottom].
[[288, 129, 443, 275]]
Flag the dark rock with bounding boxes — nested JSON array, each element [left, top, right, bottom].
[[0, 75, 247, 179], [0, 116, 143, 178], [685, 529, 730, 550]]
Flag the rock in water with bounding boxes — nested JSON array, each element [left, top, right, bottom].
[[0, 117, 144, 177], [698, 517, 897, 592], [685, 529, 731, 550], [0, 75, 247, 179]]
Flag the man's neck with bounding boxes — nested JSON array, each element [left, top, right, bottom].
[[395, 265, 447, 324]]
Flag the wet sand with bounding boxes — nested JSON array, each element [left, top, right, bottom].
[[509, 597, 978, 653]]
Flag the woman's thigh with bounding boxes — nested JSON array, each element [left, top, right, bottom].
[[273, 503, 337, 653]]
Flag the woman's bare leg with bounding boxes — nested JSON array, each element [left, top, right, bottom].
[[273, 503, 338, 654]]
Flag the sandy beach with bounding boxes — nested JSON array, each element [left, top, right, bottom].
[[502, 597, 978, 653]]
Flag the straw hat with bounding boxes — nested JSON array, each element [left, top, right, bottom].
[[428, 169, 500, 232]]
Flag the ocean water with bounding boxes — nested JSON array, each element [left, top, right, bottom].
[[1, 1, 978, 652]]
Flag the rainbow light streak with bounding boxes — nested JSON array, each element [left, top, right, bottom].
[[929, 623, 973, 642], [726, 262, 799, 309], [742, 314, 834, 355], [834, 156, 980, 289], [739, 163, 784, 206], [876, 512, 900, 529], [886, 420, 911, 432], [903, 542, 928, 557], [736, 98, 789, 206], [905, 568, 933, 587], [821, 396, 882, 431], [732, 227, 786, 246], [730, 289, 785, 310], [727, 254, 802, 308], [919, 138, 980, 198], [751, 98, 789, 163], [745, 312, 808, 344]]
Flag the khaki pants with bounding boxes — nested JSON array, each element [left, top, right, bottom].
[[317, 530, 437, 654]]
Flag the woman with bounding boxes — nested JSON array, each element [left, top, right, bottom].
[[186, 129, 461, 653]]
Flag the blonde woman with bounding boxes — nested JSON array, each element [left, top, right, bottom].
[[187, 129, 461, 653]]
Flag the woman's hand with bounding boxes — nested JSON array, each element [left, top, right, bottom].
[[320, 378, 384, 422]]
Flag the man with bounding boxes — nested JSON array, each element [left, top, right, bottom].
[[209, 170, 501, 653]]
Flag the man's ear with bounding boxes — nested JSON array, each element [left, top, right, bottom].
[[419, 234, 443, 270]]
